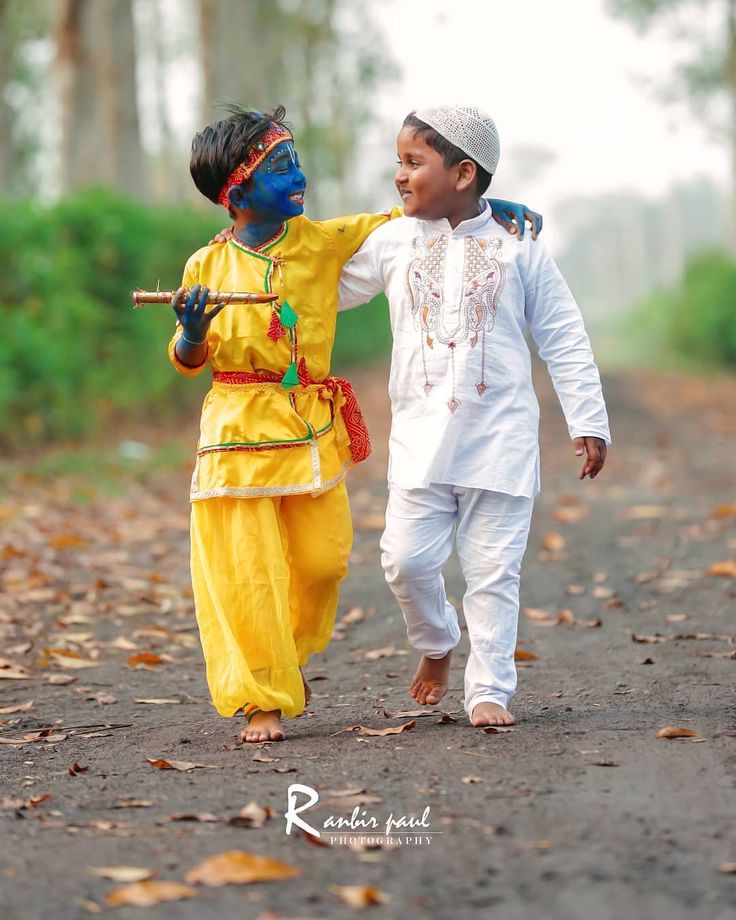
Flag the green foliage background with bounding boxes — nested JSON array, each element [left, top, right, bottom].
[[0, 190, 391, 447]]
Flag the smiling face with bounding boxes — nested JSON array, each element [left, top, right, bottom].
[[395, 125, 465, 221], [235, 140, 307, 222]]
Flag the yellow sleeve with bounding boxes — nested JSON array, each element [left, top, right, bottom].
[[167, 255, 210, 377], [318, 207, 403, 267]]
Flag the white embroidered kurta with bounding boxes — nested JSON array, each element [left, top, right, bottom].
[[338, 202, 610, 497]]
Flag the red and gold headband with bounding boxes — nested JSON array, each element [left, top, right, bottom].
[[217, 123, 293, 207]]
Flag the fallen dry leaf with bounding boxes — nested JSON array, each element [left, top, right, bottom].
[[482, 726, 516, 734], [0, 665, 33, 680], [168, 812, 220, 823], [228, 802, 272, 828], [381, 708, 434, 719], [105, 880, 195, 907], [541, 532, 566, 552], [330, 884, 390, 908], [363, 646, 401, 661], [514, 649, 539, 661], [711, 503, 736, 519], [86, 692, 117, 705], [719, 862, 736, 873], [656, 726, 703, 741], [333, 721, 416, 738], [0, 700, 33, 714], [133, 698, 181, 705], [48, 674, 76, 685], [553, 505, 589, 524], [112, 800, 154, 809], [631, 633, 668, 644], [592, 586, 615, 600], [523, 607, 556, 622], [127, 653, 165, 668], [619, 505, 668, 520], [557, 609, 602, 629], [708, 560, 736, 578], [565, 585, 587, 596], [339, 606, 365, 626], [462, 775, 482, 784], [88, 866, 154, 883], [68, 761, 90, 776], [436, 713, 457, 724], [184, 851, 300, 886], [146, 758, 219, 772]]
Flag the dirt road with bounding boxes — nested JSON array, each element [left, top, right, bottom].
[[1, 364, 735, 919]]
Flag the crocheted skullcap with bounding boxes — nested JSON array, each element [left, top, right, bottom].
[[413, 104, 500, 175]]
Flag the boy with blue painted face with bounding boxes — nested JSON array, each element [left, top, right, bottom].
[[170, 105, 542, 744]]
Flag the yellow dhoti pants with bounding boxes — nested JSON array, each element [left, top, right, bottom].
[[190, 483, 352, 719]]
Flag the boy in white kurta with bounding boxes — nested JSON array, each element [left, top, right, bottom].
[[338, 105, 610, 727]]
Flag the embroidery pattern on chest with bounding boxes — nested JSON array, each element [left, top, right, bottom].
[[406, 234, 506, 412]]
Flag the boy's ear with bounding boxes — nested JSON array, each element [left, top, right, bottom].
[[456, 159, 477, 193], [228, 184, 249, 210]]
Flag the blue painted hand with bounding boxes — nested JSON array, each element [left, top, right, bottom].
[[486, 198, 543, 241]]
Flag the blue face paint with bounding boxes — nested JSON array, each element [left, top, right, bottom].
[[230, 141, 307, 248]]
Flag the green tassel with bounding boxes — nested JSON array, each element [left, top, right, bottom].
[[281, 361, 299, 389], [279, 300, 299, 330]]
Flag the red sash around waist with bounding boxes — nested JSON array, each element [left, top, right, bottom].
[[211, 364, 371, 464]]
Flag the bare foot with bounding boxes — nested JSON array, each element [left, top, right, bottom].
[[240, 710, 285, 743], [471, 701, 516, 727], [301, 668, 311, 705], [410, 652, 451, 705]]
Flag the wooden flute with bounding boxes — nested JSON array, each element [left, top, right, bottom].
[[132, 289, 279, 308]]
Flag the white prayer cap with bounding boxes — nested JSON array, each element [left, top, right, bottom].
[[413, 104, 500, 175]]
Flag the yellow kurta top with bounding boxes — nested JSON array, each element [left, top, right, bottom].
[[169, 210, 400, 500]]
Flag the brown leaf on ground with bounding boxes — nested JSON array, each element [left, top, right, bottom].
[[523, 607, 556, 622], [146, 758, 219, 772], [86, 692, 117, 705], [49, 533, 88, 550], [0, 700, 33, 713], [711, 503, 736, 519], [48, 674, 75, 685], [330, 884, 390, 908], [708, 560, 736, 578], [333, 721, 416, 737], [482, 726, 516, 734], [381, 708, 434, 719], [541, 531, 566, 551], [462, 775, 482, 784], [631, 632, 668, 644], [251, 752, 280, 764], [656, 726, 703, 740], [719, 862, 736, 873], [168, 812, 220, 823], [0, 664, 33, 680], [127, 653, 165, 668], [28, 792, 52, 807], [618, 505, 668, 520], [112, 800, 154, 809], [514, 649, 539, 661], [105, 880, 196, 907], [323, 787, 365, 797], [557, 609, 602, 629], [436, 714, 457, 724], [363, 645, 405, 660], [184, 851, 300, 886], [589, 759, 621, 767], [665, 614, 688, 623], [301, 829, 330, 847], [0, 731, 67, 745], [133, 698, 181, 705], [565, 585, 587, 596], [228, 802, 272, 828], [68, 761, 90, 776], [553, 505, 589, 524], [339, 606, 365, 626], [88, 866, 154, 883]]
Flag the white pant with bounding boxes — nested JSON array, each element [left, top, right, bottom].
[[380, 484, 534, 716]]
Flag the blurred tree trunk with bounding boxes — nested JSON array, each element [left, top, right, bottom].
[[54, 0, 147, 197], [0, 0, 12, 191]]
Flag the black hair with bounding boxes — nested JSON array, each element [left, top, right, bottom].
[[189, 104, 290, 204], [402, 112, 492, 195]]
